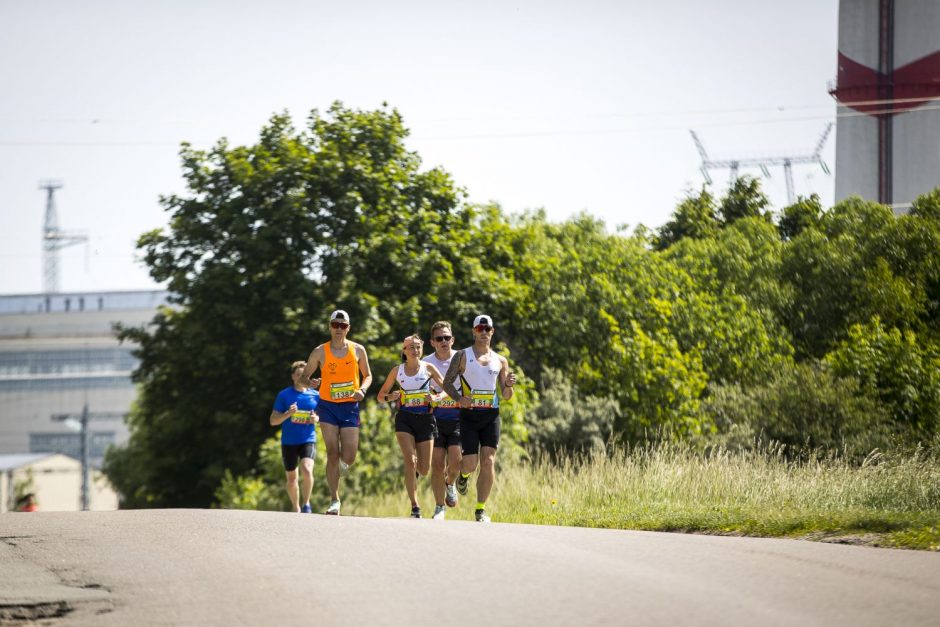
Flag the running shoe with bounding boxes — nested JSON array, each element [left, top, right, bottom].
[[300, 503, 312, 514], [325, 499, 341, 515], [445, 483, 458, 507], [432, 505, 446, 520], [456, 473, 469, 496], [339, 461, 350, 476], [411, 506, 422, 519], [474, 509, 490, 523]]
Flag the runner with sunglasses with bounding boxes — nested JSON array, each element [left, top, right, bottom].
[[442, 314, 516, 523], [422, 321, 462, 519], [301, 310, 373, 515], [377, 334, 447, 518]]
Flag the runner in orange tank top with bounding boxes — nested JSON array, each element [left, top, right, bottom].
[[301, 309, 373, 515]]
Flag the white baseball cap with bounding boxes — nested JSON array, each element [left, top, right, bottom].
[[473, 314, 493, 327], [330, 309, 350, 323]]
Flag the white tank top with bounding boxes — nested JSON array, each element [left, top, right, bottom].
[[397, 361, 432, 412], [460, 347, 501, 410], [423, 352, 460, 414]]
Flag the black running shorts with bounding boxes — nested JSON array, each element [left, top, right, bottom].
[[433, 418, 461, 449], [395, 410, 437, 443], [281, 442, 316, 471], [459, 408, 500, 455]]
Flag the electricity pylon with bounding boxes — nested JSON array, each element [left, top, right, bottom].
[[690, 123, 833, 204], [40, 180, 87, 293]]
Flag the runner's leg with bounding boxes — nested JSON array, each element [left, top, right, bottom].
[[476, 446, 497, 503], [285, 469, 299, 512], [299, 457, 314, 506], [339, 426, 359, 466], [321, 422, 341, 501], [446, 444, 462, 485], [415, 438, 433, 477], [396, 432, 419, 507], [431, 447, 446, 505]]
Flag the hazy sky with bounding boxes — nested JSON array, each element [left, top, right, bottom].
[[0, 0, 839, 294]]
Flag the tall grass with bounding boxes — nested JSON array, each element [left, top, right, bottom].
[[346, 443, 940, 550]]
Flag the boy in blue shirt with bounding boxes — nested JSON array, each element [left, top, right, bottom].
[[270, 360, 320, 513]]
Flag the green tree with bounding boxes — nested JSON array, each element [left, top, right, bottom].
[[527, 368, 619, 458], [718, 176, 770, 225], [654, 187, 719, 249], [106, 103, 474, 507], [778, 194, 823, 241], [825, 318, 940, 439], [703, 361, 892, 458]]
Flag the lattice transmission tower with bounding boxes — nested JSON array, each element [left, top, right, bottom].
[[690, 123, 833, 205], [40, 180, 87, 294]]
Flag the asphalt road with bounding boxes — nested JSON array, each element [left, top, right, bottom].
[[1, 509, 939, 626]]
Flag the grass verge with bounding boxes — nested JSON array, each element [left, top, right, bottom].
[[346, 444, 940, 550]]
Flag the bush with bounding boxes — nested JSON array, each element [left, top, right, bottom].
[[527, 368, 619, 458], [702, 361, 894, 459]]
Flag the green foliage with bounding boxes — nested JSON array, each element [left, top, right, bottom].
[[702, 361, 893, 458], [654, 187, 719, 249], [527, 368, 619, 458], [825, 318, 940, 439], [109, 102, 940, 511], [778, 194, 823, 240], [718, 176, 771, 225], [107, 103, 476, 507], [214, 436, 286, 511], [778, 195, 939, 356]]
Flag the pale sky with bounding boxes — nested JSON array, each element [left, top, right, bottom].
[[0, 0, 839, 295]]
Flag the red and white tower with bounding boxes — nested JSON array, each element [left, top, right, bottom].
[[830, 0, 940, 209]]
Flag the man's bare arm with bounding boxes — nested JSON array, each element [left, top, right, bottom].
[[301, 346, 323, 387], [442, 351, 466, 401]]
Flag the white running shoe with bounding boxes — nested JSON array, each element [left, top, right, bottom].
[[325, 499, 341, 515], [339, 461, 350, 476], [474, 509, 490, 523], [445, 483, 458, 508], [432, 505, 446, 520]]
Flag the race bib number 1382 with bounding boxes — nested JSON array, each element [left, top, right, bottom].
[[331, 381, 356, 400]]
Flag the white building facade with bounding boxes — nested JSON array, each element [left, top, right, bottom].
[[0, 290, 168, 472]]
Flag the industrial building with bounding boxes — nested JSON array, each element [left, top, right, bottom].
[[0, 290, 168, 510]]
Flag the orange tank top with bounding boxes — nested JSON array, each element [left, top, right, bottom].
[[319, 342, 361, 403]]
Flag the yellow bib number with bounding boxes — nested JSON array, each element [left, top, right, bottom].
[[401, 390, 427, 408], [291, 411, 312, 424], [331, 381, 356, 401], [470, 389, 495, 408]]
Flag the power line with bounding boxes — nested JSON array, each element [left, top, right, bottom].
[[0, 101, 937, 146]]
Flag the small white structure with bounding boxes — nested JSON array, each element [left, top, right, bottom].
[[0, 453, 118, 513]]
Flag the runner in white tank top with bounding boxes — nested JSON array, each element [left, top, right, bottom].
[[377, 334, 446, 519], [441, 314, 517, 523], [423, 321, 462, 518]]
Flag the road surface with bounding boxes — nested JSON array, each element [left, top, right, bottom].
[[1, 509, 939, 626]]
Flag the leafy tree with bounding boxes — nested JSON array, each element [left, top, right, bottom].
[[778, 194, 823, 241], [825, 318, 940, 439], [106, 103, 476, 507], [703, 361, 893, 459], [718, 176, 770, 225], [527, 368, 619, 458], [779, 195, 937, 357], [654, 187, 719, 250]]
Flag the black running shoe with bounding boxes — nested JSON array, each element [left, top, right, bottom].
[[456, 473, 469, 496], [411, 506, 422, 519]]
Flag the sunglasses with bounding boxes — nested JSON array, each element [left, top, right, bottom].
[[433, 335, 453, 342], [474, 324, 493, 333], [330, 321, 349, 329]]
